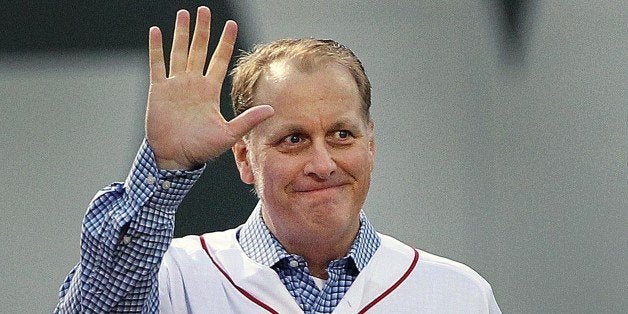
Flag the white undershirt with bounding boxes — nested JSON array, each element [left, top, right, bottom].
[[312, 276, 327, 290]]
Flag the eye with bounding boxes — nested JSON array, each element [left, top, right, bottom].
[[274, 133, 308, 152], [283, 134, 304, 144], [335, 130, 352, 139]]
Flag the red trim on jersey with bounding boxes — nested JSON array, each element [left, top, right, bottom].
[[199, 235, 279, 314], [358, 249, 420, 313], [200, 235, 419, 313]]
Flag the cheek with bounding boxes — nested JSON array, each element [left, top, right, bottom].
[[341, 147, 374, 176], [254, 155, 300, 192]]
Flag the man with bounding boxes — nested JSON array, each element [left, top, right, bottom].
[[56, 7, 500, 313]]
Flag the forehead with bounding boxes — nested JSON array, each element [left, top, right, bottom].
[[259, 59, 355, 92], [251, 61, 367, 133]]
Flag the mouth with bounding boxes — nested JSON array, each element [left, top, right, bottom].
[[296, 185, 342, 193], [292, 182, 348, 193]]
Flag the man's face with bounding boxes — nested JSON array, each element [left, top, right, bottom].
[[233, 60, 375, 250]]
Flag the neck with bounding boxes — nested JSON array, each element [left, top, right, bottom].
[[261, 213, 360, 280], [282, 237, 355, 279]]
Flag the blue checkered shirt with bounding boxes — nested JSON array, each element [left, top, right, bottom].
[[55, 140, 381, 313], [238, 204, 381, 313]]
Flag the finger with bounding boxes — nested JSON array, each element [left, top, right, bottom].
[[148, 27, 166, 83], [205, 20, 237, 84], [169, 10, 190, 77], [187, 6, 211, 74], [227, 105, 275, 139]]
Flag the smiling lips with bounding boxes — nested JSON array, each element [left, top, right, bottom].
[[291, 178, 350, 193]]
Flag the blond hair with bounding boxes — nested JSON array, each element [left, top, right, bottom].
[[230, 38, 371, 118]]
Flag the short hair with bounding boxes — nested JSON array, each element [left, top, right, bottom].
[[230, 38, 371, 119]]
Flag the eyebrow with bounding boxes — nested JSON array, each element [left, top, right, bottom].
[[262, 123, 307, 142], [266, 117, 365, 138], [330, 118, 364, 132]]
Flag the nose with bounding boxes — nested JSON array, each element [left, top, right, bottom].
[[303, 142, 337, 179]]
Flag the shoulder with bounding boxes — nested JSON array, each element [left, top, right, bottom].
[[378, 234, 493, 292], [375, 234, 500, 311], [164, 229, 239, 263], [416, 249, 492, 290], [168, 235, 202, 252]]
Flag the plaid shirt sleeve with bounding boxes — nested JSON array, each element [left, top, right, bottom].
[[54, 140, 204, 313]]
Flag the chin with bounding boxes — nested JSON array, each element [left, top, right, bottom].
[[306, 208, 359, 233]]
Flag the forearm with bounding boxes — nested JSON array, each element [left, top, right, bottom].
[[55, 140, 203, 313]]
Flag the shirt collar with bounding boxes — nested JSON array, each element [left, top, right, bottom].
[[238, 202, 381, 272]]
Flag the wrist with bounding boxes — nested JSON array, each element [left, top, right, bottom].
[[155, 158, 205, 171]]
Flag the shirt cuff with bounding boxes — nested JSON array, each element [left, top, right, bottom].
[[124, 139, 205, 214]]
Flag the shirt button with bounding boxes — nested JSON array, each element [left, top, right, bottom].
[[162, 180, 172, 190], [146, 175, 156, 185], [121, 235, 132, 245], [289, 260, 299, 268]]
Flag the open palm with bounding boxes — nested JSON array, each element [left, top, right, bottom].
[[145, 7, 273, 170]]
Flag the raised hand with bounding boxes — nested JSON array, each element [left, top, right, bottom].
[[145, 7, 274, 170]]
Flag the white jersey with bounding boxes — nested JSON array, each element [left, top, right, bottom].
[[159, 229, 501, 313]]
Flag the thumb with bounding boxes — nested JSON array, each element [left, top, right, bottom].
[[227, 105, 275, 139]]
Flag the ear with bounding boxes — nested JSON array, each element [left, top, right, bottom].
[[367, 120, 376, 170], [232, 139, 255, 184], [368, 120, 376, 155]]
